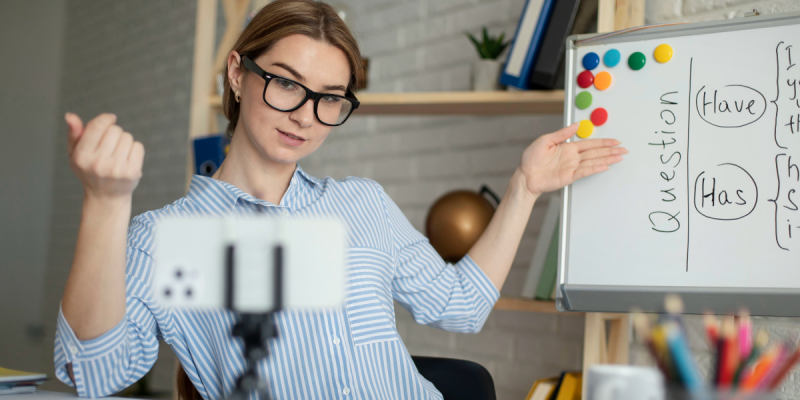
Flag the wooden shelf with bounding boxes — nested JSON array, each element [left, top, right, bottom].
[[209, 90, 565, 115], [494, 297, 579, 314]]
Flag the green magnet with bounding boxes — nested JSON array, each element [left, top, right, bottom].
[[628, 51, 646, 70], [575, 91, 593, 110]]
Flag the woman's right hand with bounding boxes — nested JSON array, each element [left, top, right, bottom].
[[65, 113, 145, 200]]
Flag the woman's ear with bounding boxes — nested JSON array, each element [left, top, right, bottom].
[[227, 51, 244, 94]]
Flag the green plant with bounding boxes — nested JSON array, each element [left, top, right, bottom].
[[466, 27, 511, 60]]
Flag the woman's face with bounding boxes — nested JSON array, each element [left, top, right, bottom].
[[229, 34, 352, 166]]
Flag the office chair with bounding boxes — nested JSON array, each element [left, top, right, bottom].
[[411, 356, 497, 400], [175, 356, 497, 400]]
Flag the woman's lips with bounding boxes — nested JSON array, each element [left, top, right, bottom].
[[278, 129, 306, 147]]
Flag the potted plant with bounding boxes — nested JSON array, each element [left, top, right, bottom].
[[466, 27, 510, 91]]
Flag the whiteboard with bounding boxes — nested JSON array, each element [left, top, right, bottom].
[[557, 13, 800, 316]]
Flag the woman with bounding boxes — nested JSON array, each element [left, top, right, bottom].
[[56, 0, 626, 398]]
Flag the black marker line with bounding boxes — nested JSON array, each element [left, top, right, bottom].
[[686, 58, 693, 272]]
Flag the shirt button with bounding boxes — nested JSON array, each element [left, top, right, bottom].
[[69, 345, 78, 354], [333, 337, 340, 345], [281, 209, 289, 217], [342, 388, 350, 395]]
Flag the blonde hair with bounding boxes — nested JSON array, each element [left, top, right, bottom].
[[223, 0, 364, 137]]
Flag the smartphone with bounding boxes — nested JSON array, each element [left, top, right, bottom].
[[153, 216, 347, 313]]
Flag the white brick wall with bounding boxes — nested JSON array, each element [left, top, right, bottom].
[[43, 0, 800, 399], [39, 0, 195, 393], [646, 0, 800, 22], [627, 4, 800, 400]]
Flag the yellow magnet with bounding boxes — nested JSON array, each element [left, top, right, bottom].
[[577, 120, 594, 139], [654, 44, 673, 63]]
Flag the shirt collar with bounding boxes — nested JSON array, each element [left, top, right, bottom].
[[187, 164, 322, 214]]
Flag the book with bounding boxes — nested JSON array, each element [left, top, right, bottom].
[[525, 377, 558, 400], [0, 384, 37, 395], [535, 217, 560, 300], [0, 367, 46, 396], [500, 0, 556, 89], [553, 372, 582, 400], [522, 194, 561, 298], [0, 367, 46, 384]]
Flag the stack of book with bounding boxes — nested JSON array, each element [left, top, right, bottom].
[[501, 0, 598, 90], [0, 367, 47, 395]]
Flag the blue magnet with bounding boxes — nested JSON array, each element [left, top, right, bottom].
[[582, 52, 600, 70], [604, 49, 621, 67]]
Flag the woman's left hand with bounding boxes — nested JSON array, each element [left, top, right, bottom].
[[518, 123, 627, 198]]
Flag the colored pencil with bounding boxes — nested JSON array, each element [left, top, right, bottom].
[[734, 329, 769, 386], [704, 312, 719, 346], [651, 325, 677, 381], [738, 311, 753, 361], [740, 345, 781, 391], [766, 346, 800, 390], [630, 298, 800, 394], [717, 317, 739, 388], [757, 343, 794, 391], [664, 321, 705, 392], [633, 311, 670, 377]]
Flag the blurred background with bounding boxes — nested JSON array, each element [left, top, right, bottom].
[[2, 1, 799, 399]]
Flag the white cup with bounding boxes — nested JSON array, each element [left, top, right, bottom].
[[586, 365, 665, 400]]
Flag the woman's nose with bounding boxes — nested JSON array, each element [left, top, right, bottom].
[[289, 98, 315, 128]]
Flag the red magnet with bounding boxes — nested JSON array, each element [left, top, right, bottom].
[[591, 108, 608, 126], [577, 70, 594, 88]]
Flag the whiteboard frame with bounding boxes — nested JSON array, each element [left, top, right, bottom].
[[556, 11, 800, 317]]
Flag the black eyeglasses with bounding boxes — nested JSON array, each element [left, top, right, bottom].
[[241, 56, 360, 126]]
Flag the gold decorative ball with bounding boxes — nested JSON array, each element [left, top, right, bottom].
[[425, 189, 496, 263]]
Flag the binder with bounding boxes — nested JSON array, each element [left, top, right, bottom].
[[499, 0, 556, 90], [193, 134, 230, 177], [552, 372, 582, 400], [529, 0, 582, 89]]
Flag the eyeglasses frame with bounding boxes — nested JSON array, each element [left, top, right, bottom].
[[240, 55, 360, 127]]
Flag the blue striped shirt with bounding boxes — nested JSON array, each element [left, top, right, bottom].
[[54, 165, 500, 399]]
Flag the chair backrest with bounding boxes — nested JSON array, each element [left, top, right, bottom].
[[411, 356, 497, 400], [174, 355, 497, 399]]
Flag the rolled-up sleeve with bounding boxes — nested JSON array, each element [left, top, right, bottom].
[[374, 181, 500, 334], [54, 218, 163, 397]]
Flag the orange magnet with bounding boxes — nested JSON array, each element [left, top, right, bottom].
[[594, 71, 612, 90]]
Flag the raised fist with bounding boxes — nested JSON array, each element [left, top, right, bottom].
[[65, 113, 145, 199]]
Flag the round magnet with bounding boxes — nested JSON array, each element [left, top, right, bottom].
[[628, 52, 646, 70], [582, 52, 600, 70], [604, 49, 621, 67], [591, 108, 608, 126], [575, 91, 593, 110], [577, 120, 594, 139], [594, 71, 612, 90], [577, 70, 594, 88], [654, 44, 673, 63]]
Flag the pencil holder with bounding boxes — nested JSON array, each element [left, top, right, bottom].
[[666, 387, 776, 400]]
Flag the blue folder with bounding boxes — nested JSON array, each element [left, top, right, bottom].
[[499, 0, 556, 90]]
